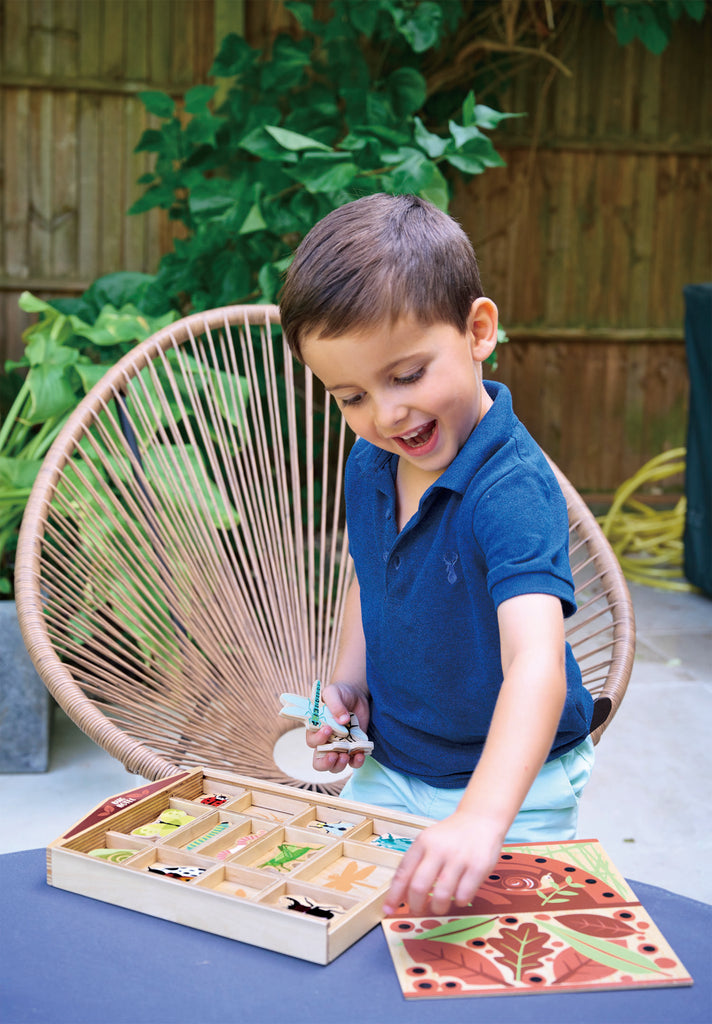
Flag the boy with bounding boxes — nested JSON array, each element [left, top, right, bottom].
[[279, 193, 594, 917]]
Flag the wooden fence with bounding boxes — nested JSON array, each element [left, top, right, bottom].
[[452, 10, 711, 490], [1, 1, 710, 491], [0, 0, 215, 362]]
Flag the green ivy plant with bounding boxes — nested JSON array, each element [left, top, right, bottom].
[[604, 0, 706, 54], [129, 0, 522, 312]]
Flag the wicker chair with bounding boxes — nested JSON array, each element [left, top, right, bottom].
[[15, 305, 635, 791]]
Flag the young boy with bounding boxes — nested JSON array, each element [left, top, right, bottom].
[[279, 193, 594, 917]]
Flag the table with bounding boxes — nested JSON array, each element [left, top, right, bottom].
[[2, 849, 709, 1024]]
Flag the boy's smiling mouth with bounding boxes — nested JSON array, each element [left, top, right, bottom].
[[394, 420, 437, 452]]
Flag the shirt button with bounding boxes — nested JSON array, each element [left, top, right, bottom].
[[393, 556, 401, 570]]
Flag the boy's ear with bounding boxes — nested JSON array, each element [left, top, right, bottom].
[[467, 297, 498, 363]]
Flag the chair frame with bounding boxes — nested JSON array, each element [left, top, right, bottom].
[[16, 305, 635, 785]]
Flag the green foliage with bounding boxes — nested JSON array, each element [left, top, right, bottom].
[[128, 0, 523, 313], [0, 289, 178, 595], [604, 0, 706, 54]]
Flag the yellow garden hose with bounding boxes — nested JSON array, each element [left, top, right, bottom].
[[599, 448, 696, 592]]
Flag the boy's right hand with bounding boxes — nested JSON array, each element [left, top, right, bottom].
[[306, 682, 370, 774]]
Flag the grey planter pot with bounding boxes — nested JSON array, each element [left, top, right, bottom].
[[0, 600, 51, 772]]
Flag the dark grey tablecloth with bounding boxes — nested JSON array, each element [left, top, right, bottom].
[[2, 848, 709, 1023]]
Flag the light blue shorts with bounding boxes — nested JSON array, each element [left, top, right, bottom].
[[340, 736, 595, 843]]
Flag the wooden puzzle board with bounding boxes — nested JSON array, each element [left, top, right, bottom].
[[47, 770, 694, 992], [382, 839, 693, 999], [46, 767, 432, 964]]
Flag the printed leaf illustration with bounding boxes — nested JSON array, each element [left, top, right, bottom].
[[414, 916, 499, 944], [403, 939, 511, 987], [489, 923, 555, 981], [545, 920, 670, 975], [552, 946, 618, 984], [559, 913, 637, 939]]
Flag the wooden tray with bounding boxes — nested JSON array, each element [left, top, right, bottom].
[[47, 767, 431, 964]]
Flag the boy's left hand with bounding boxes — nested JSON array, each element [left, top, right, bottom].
[[382, 812, 503, 917]]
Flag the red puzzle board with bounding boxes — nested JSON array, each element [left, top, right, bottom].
[[382, 839, 693, 999]]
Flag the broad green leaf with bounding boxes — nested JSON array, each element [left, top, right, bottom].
[[264, 125, 332, 153], [18, 291, 60, 316], [24, 332, 78, 369], [75, 361, 111, 393], [24, 364, 78, 423], [0, 456, 42, 490]]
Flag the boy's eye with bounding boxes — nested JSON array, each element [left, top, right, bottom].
[[394, 367, 424, 386], [340, 393, 364, 408]]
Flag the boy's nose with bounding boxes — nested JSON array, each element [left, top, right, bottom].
[[374, 396, 408, 434]]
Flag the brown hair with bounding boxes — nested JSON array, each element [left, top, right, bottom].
[[279, 193, 483, 360]]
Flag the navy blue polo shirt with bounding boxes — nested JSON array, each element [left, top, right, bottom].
[[344, 381, 593, 787]]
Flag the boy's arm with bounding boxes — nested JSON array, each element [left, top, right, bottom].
[[307, 577, 371, 773], [383, 592, 568, 916]]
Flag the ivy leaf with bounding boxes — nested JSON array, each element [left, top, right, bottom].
[[473, 104, 524, 130], [413, 116, 449, 158], [419, 164, 450, 210], [238, 202, 267, 235], [210, 33, 253, 78], [286, 153, 360, 194], [395, 1, 444, 52], [184, 85, 216, 115], [264, 125, 332, 153], [138, 90, 175, 119], [134, 129, 164, 154], [185, 113, 223, 148], [386, 67, 427, 118], [128, 183, 177, 215]]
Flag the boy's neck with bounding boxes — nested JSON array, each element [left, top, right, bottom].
[[394, 384, 494, 532], [396, 458, 443, 531]]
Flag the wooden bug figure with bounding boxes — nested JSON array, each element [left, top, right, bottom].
[[279, 895, 346, 920], [259, 842, 319, 872], [279, 679, 374, 756]]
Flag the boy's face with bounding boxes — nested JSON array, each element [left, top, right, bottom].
[[301, 299, 498, 482]]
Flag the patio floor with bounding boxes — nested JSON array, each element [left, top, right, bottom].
[[1, 581, 710, 904]]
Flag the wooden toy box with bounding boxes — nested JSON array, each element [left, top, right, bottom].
[[47, 767, 432, 964]]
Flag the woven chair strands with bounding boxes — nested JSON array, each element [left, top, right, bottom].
[[15, 306, 634, 790]]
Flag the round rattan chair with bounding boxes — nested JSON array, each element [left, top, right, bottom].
[[15, 305, 634, 790]]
